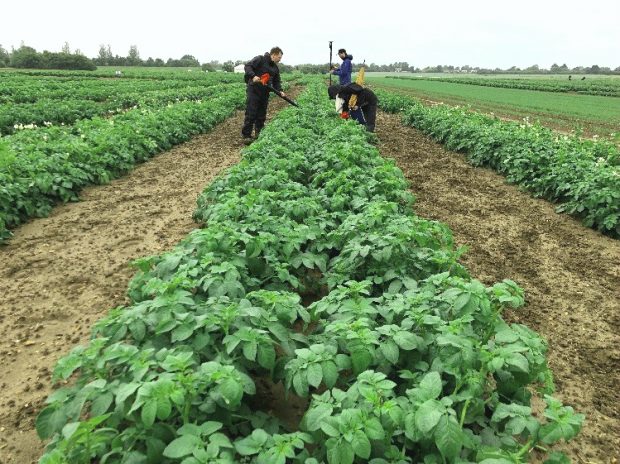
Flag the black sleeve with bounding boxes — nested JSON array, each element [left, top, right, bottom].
[[273, 68, 282, 92], [358, 89, 377, 107], [244, 55, 262, 82]]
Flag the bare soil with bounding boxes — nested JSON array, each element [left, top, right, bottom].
[[0, 93, 297, 464], [376, 111, 620, 463]]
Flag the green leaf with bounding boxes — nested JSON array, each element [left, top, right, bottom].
[[210, 432, 233, 449], [305, 403, 334, 431], [171, 323, 194, 342], [235, 436, 261, 456], [320, 420, 340, 438], [163, 435, 202, 458], [351, 349, 373, 375], [115, 382, 140, 406], [293, 372, 309, 397], [141, 399, 157, 428], [243, 341, 258, 361], [365, 418, 385, 440], [434, 415, 462, 459], [393, 331, 419, 350], [505, 352, 529, 373], [387, 279, 402, 294], [327, 441, 354, 464], [220, 378, 243, 408], [352, 430, 371, 459], [321, 361, 339, 388], [380, 341, 399, 364], [415, 399, 444, 434], [419, 371, 443, 400], [235, 429, 269, 456], [307, 363, 323, 388], [257, 344, 276, 370], [200, 421, 223, 436], [453, 292, 471, 312], [128, 320, 146, 341], [156, 397, 172, 420], [269, 324, 290, 342], [539, 420, 580, 444], [90, 392, 114, 416], [36, 405, 67, 439]]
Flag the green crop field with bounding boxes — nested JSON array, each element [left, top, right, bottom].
[[365, 74, 620, 139]]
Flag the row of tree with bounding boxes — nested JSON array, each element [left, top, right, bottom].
[[0, 43, 95, 70], [93, 44, 200, 67], [1, 43, 619, 75]]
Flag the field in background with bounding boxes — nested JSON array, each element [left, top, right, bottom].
[[365, 73, 620, 139], [365, 72, 620, 80]]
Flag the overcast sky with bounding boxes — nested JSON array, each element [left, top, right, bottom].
[[2, 0, 618, 69]]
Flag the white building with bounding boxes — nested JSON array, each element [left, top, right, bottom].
[[234, 64, 245, 73]]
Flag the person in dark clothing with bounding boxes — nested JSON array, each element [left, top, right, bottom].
[[331, 48, 353, 85], [328, 84, 378, 132], [242, 46, 286, 142]]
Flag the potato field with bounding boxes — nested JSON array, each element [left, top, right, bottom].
[[0, 69, 618, 464]]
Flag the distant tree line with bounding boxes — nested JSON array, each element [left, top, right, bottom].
[[1, 43, 618, 75], [0, 42, 96, 70], [93, 44, 200, 68]]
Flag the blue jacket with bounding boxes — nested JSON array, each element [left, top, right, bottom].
[[332, 54, 353, 85]]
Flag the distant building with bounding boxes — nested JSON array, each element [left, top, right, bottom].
[[234, 64, 245, 73]]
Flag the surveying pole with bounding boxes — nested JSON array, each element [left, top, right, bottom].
[[329, 41, 333, 85]]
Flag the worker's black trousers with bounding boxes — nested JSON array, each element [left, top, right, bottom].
[[242, 85, 269, 137], [362, 103, 377, 132], [351, 97, 378, 132]]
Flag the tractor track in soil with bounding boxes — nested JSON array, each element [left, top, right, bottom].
[[376, 111, 620, 463], [0, 89, 301, 464]]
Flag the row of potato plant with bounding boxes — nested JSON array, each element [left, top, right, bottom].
[[36, 84, 582, 464], [0, 84, 246, 241], [376, 90, 620, 238], [0, 82, 245, 135], [6, 68, 245, 82], [0, 72, 243, 104]]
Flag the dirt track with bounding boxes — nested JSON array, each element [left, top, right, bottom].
[[0, 94, 296, 463], [376, 111, 620, 463]]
